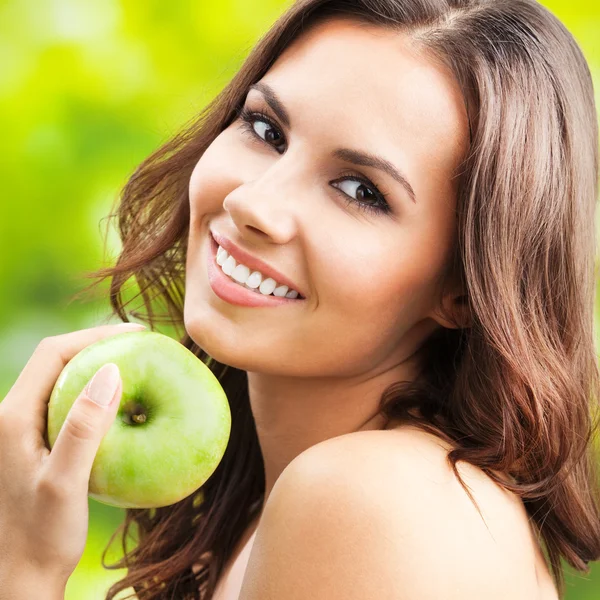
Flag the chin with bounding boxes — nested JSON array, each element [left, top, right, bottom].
[[183, 316, 248, 370], [185, 322, 301, 375]]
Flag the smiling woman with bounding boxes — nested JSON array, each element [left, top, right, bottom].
[[73, 0, 600, 599]]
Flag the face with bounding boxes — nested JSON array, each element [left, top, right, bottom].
[[185, 17, 470, 379]]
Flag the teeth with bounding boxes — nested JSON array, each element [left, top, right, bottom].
[[216, 246, 227, 266], [222, 255, 236, 276], [232, 264, 250, 283], [215, 244, 302, 299], [259, 278, 277, 296], [246, 271, 262, 288], [273, 285, 289, 297]]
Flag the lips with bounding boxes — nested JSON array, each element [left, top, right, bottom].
[[210, 229, 305, 299], [207, 231, 303, 307]]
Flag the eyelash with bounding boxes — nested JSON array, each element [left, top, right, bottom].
[[237, 105, 393, 216]]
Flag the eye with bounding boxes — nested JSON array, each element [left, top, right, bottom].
[[237, 105, 393, 216], [238, 106, 286, 152], [330, 172, 392, 216]]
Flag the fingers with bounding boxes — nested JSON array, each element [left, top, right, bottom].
[[1, 323, 145, 432], [43, 363, 123, 492]]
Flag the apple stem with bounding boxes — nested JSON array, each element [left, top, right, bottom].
[[120, 401, 149, 425]]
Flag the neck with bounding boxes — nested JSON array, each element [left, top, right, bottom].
[[246, 362, 418, 505]]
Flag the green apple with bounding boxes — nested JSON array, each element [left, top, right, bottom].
[[46, 330, 231, 509]]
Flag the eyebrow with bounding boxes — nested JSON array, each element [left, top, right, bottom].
[[247, 82, 417, 204]]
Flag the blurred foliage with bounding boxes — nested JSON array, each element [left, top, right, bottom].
[[0, 0, 599, 598]]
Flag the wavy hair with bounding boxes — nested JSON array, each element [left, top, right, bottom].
[[73, 0, 600, 597]]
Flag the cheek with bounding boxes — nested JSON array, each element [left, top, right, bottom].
[[323, 228, 447, 323], [188, 130, 245, 222]]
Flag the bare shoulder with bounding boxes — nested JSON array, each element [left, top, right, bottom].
[[351, 422, 539, 556], [243, 424, 548, 600], [293, 423, 528, 525]]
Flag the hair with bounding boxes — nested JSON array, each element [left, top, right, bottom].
[[72, 0, 600, 597]]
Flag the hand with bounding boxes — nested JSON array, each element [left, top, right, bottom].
[[0, 323, 146, 585]]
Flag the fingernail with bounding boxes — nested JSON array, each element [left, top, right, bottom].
[[86, 363, 121, 406], [116, 322, 146, 328]]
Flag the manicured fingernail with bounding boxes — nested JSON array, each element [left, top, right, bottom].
[[86, 363, 121, 406]]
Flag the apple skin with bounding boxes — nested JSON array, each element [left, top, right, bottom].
[[46, 330, 231, 509]]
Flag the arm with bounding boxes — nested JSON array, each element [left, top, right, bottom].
[[0, 566, 66, 600]]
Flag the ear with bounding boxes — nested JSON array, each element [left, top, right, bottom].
[[428, 289, 472, 331]]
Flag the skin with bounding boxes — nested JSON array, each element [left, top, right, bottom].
[[185, 17, 471, 508]]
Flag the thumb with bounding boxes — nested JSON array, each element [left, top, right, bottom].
[[83, 362, 122, 408], [48, 363, 122, 488]]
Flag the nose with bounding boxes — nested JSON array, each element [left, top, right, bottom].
[[222, 156, 302, 245]]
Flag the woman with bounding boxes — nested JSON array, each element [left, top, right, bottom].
[[1, 0, 598, 598]]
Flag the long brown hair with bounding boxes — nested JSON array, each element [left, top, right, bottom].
[[73, 0, 600, 597]]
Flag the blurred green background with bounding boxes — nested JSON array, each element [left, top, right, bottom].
[[0, 0, 599, 598]]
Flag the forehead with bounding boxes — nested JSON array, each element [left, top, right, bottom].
[[252, 17, 470, 202]]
